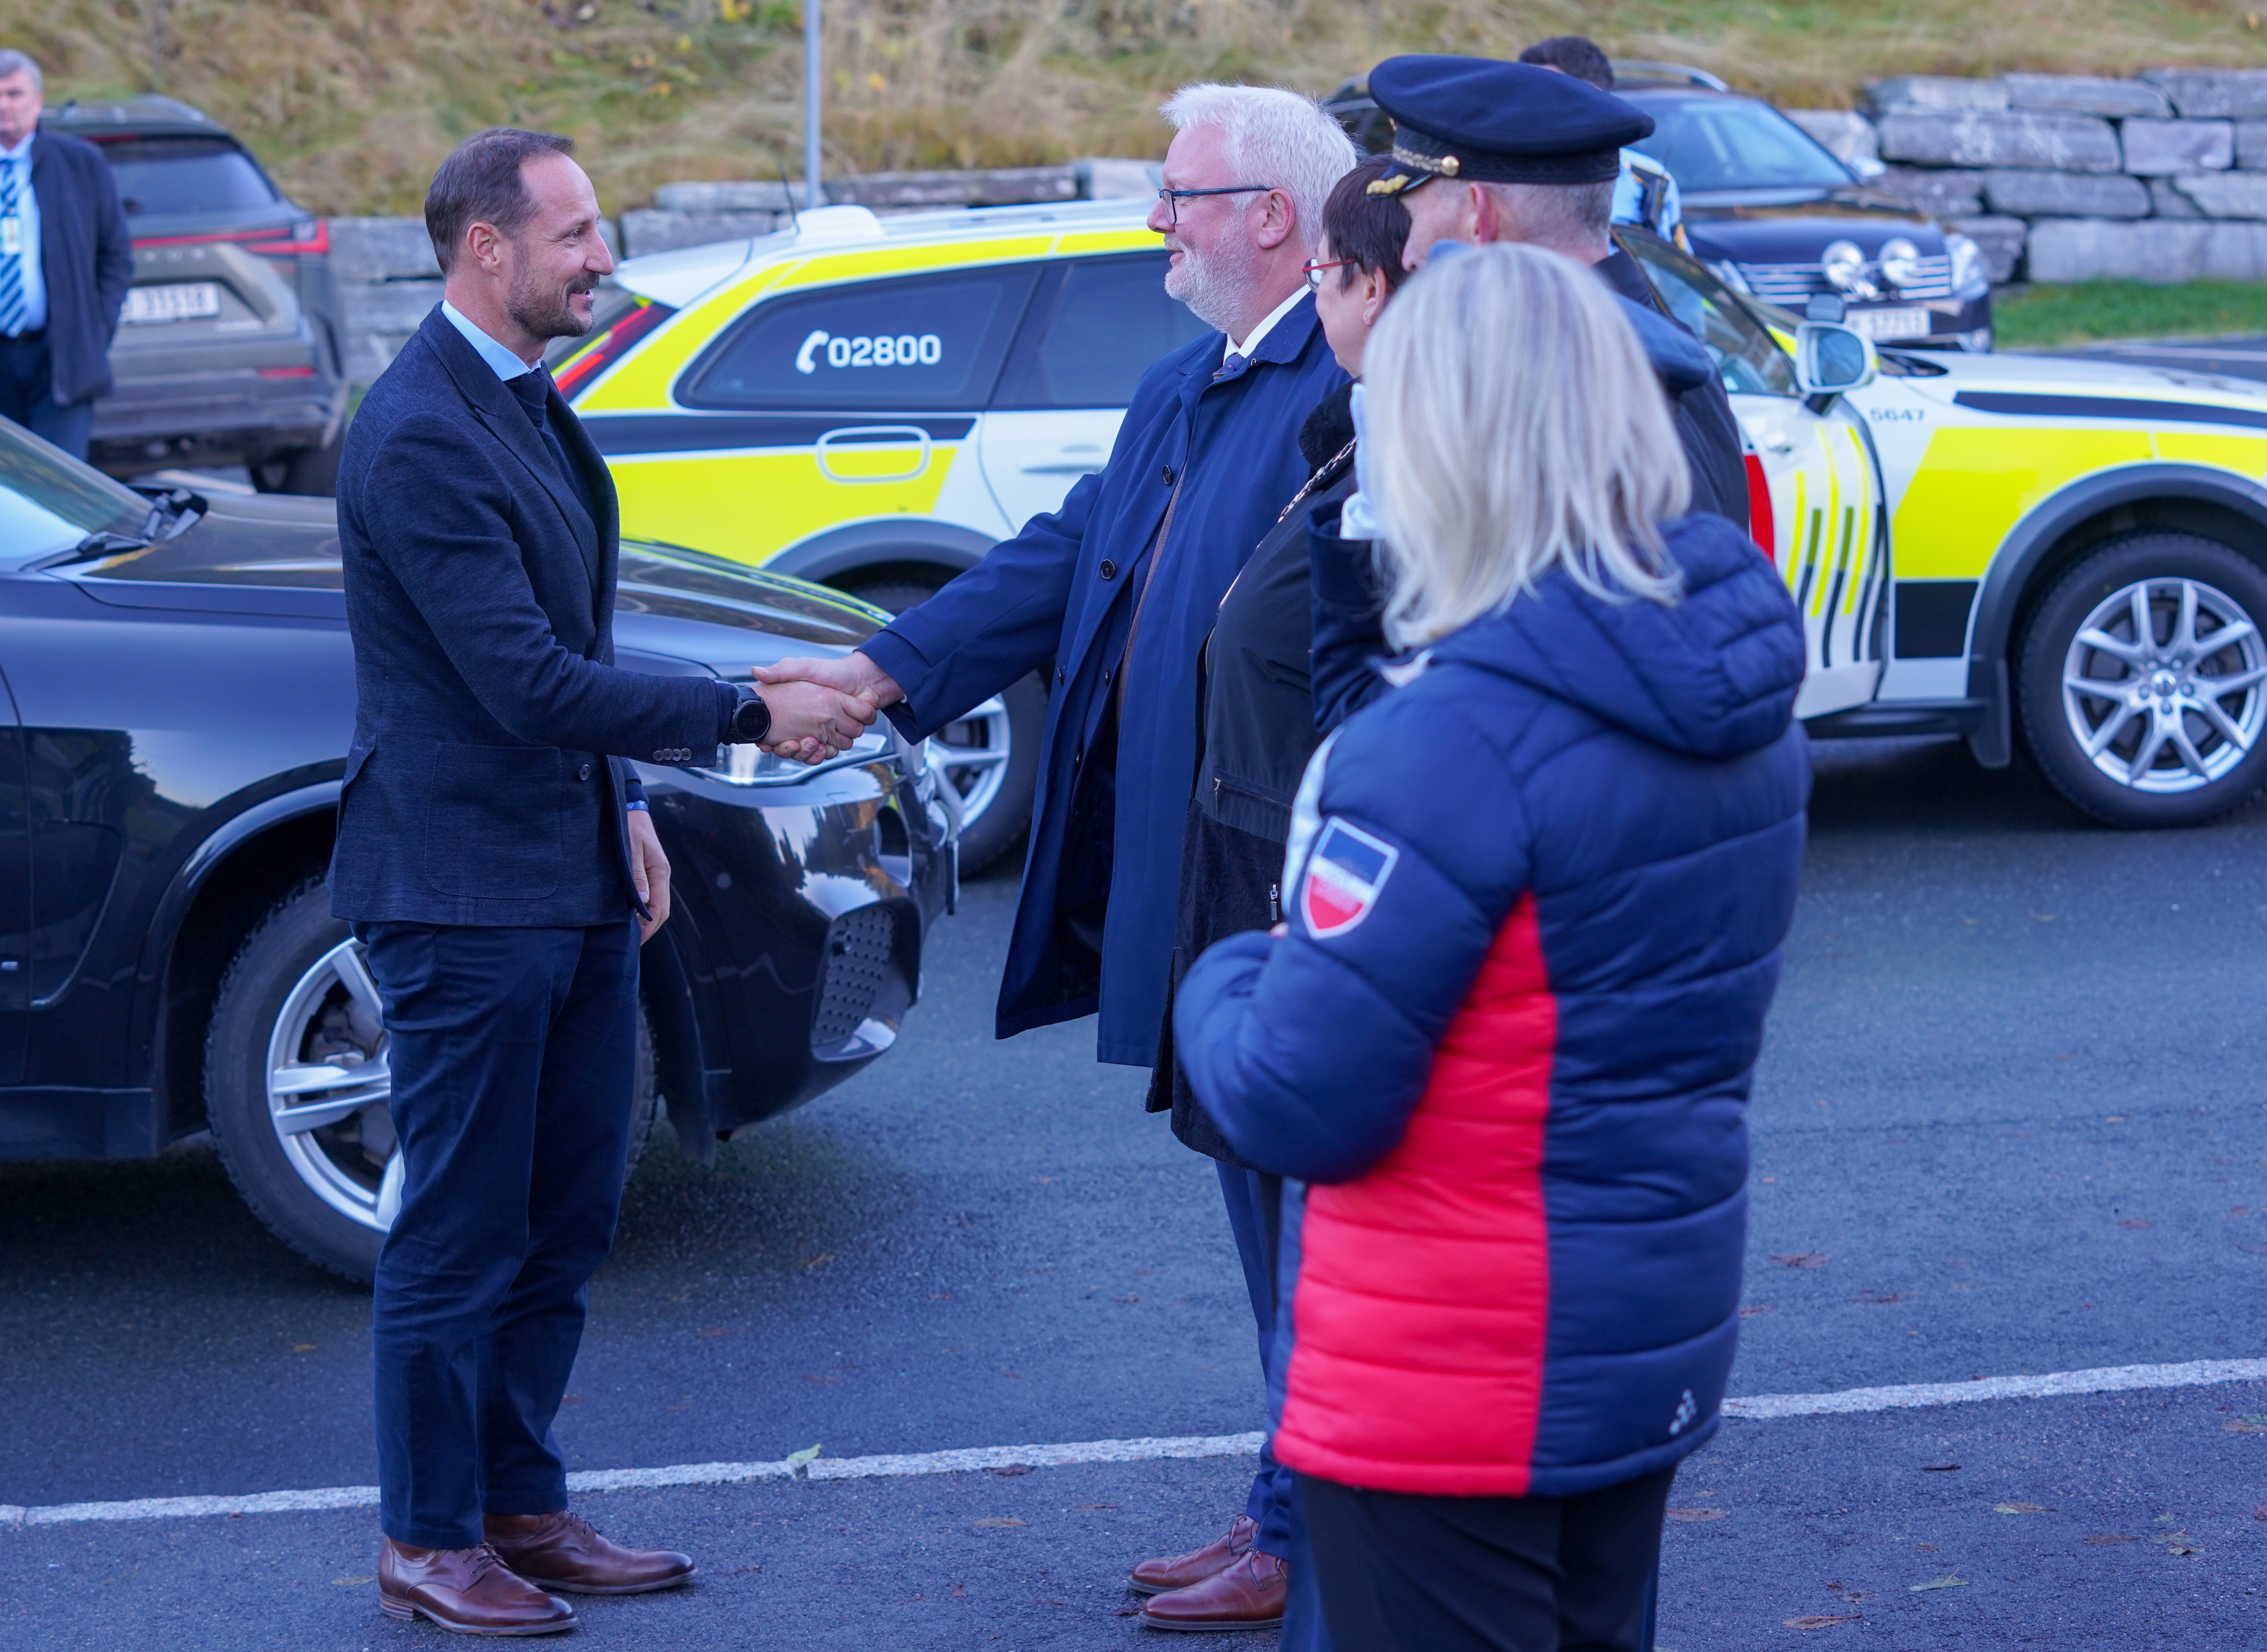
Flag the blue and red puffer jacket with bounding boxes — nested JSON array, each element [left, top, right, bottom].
[[1173, 512, 1809, 1499]]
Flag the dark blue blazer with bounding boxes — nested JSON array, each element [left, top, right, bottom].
[[862, 294, 1348, 1062], [330, 307, 733, 927], [28, 129, 133, 407]]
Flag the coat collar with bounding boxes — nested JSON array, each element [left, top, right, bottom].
[[1184, 290, 1322, 407], [420, 307, 605, 588]]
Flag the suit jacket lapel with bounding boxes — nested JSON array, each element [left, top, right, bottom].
[[548, 383, 618, 626], [425, 312, 602, 582]]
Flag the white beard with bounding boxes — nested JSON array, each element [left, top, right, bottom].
[[1165, 227, 1267, 338]]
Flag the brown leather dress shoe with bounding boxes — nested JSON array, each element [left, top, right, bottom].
[[485, 1510, 696, 1595], [1139, 1549, 1288, 1632], [1128, 1514, 1257, 1596], [378, 1538, 576, 1636]]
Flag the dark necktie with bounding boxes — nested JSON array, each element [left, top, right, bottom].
[[507, 365, 596, 528], [1216, 350, 1248, 381]]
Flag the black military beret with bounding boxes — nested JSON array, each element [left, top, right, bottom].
[[1365, 55, 1655, 194]]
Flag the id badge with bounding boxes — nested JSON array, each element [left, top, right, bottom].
[[0, 218, 19, 258]]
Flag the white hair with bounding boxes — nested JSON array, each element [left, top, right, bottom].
[[0, 51, 42, 91], [1159, 82, 1356, 251], [1365, 242, 1689, 649]]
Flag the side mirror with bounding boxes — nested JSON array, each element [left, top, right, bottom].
[[1795, 320, 1877, 411]]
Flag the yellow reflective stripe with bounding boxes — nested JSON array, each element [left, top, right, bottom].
[[1811, 428, 1840, 617], [1890, 428, 2153, 579], [1842, 421, 1871, 614], [607, 445, 961, 568], [2151, 431, 2267, 477]]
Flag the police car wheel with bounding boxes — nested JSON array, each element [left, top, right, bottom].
[[2017, 532, 2267, 829], [842, 580, 1041, 876], [204, 880, 656, 1285]]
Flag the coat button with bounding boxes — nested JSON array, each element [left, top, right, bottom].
[[578, 762, 593, 781], [1161, 463, 1175, 485], [1056, 668, 1066, 685], [1099, 558, 1117, 581]]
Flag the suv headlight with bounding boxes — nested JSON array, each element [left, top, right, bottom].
[[1820, 239, 1867, 291], [694, 727, 893, 786], [1946, 231, 1988, 294], [1878, 236, 1923, 291]]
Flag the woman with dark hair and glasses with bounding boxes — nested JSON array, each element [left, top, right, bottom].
[[1133, 152, 1410, 1639]]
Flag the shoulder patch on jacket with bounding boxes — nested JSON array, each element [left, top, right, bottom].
[[1300, 817, 1399, 939]]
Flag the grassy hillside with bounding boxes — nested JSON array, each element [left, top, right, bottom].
[[8, 1, 2267, 217]]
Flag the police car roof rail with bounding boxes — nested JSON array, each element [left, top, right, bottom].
[[1610, 60, 1732, 93]]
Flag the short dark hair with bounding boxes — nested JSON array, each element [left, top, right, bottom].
[[1518, 36, 1614, 91], [1320, 157, 1414, 295], [425, 128, 576, 274]]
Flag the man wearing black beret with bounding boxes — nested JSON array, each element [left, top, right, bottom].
[[1365, 54, 1746, 528]]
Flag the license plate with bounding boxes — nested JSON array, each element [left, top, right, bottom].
[[1848, 307, 1932, 342], [123, 282, 222, 325]]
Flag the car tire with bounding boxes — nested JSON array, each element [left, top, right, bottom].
[[205, 880, 656, 1285], [843, 579, 1043, 876], [2016, 532, 2267, 828], [273, 431, 344, 497]]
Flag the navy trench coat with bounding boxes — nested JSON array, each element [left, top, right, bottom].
[[863, 294, 1347, 1064]]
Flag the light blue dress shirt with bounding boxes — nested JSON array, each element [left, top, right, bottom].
[[1, 133, 47, 335], [440, 300, 533, 381]]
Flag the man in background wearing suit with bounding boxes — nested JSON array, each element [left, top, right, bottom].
[[333, 128, 872, 1636], [0, 49, 132, 460]]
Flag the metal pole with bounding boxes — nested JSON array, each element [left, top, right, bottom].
[[803, 0, 823, 211]]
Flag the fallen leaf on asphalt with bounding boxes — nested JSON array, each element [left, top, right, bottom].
[[1783, 1616, 1862, 1629], [2162, 1532, 2201, 1555], [1666, 1508, 1725, 1522], [1115, 1605, 1143, 1617], [2103, 1114, 2128, 1123], [1074, 1504, 1119, 1511], [331, 1577, 375, 1586], [800, 1253, 833, 1268], [699, 1326, 730, 1337], [2222, 1420, 2265, 1433], [561, 1394, 585, 1405], [2082, 1535, 2136, 1545], [2253, 1505, 2267, 1521], [1909, 1575, 1967, 1592], [2117, 1219, 2152, 1229], [291, 1344, 317, 1352], [2032, 912, 2056, 921], [785, 1443, 822, 1466], [973, 1517, 1028, 1528], [1852, 1289, 1907, 1305], [1994, 1504, 2055, 1514], [949, 1583, 968, 1597], [2241, 1245, 2267, 1256], [1739, 1303, 1775, 1318], [1920, 1464, 1960, 1472], [989, 1464, 1033, 1476], [1772, 1252, 1828, 1269]]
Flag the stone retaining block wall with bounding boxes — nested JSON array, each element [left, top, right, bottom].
[[1788, 69, 2267, 285], [329, 159, 1159, 387]]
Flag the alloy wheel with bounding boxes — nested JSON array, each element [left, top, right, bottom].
[[2060, 576, 2267, 794], [930, 693, 1012, 828], [264, 937, 396, 1234]]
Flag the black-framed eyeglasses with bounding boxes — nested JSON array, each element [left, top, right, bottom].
[[1156, 184, 1277, 225], [1302, 257, 1356, 290]]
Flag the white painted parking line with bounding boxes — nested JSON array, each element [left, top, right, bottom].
[[8, 1358, 2264, 1530], [1721, 1355, 2267, 1420]]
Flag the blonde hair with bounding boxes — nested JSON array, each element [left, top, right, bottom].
[[1365, 242, 1690, 648], [1159, 83, 1358, 252]]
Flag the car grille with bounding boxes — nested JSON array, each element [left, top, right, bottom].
[[811, 905, 898, 1048], [1734, 255, 1955, 305]]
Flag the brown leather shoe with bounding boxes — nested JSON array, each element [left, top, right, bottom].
[[378, 1538, 576, 1636], [1139, 1549, 1287, 1632], [485, 1510, 696, 1595], [1128, 1514, 1257, 1596]]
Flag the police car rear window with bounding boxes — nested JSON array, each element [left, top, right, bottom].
[[682, 265, 1038, 411], [993, 254, 1211, 409]]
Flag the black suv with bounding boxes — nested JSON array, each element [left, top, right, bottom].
[[44, 95, 348, 492], [1323, 63, 1994, 352]]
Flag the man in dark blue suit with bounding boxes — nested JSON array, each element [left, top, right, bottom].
[[760, 84, 1356, 1633], [332, 128, 872, 1636]]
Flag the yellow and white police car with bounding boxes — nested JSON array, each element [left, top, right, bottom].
[[559, 200, 2267, 837]]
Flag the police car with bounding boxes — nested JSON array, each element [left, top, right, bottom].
[[561, 200, 2267, 834]]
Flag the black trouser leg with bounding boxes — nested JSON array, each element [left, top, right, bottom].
[[363, 919, 638, 1549], [1215, 1161, 1293, 1558], [1299, 1466, 1676, 1652]]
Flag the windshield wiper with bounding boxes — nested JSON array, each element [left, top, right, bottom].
[[29, 529, 154, 570]]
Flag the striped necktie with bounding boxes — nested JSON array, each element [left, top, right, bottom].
[[0, 162, 24, 339]]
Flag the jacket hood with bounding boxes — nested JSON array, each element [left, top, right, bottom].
[[1426, 512, 1804, 759]]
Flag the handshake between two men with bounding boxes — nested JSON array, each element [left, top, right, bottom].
[[755, 649, 905, 764]]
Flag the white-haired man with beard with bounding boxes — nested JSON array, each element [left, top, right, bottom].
[[757, 84, 1355, 1633]]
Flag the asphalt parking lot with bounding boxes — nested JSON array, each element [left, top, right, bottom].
[[4, 730, 2267, 1650]]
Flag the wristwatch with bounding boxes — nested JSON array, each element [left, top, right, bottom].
[[729, 684, 773, 745]]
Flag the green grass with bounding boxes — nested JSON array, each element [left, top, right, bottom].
[[1995, 282, 2267, 347], [16, 1, 2267, 216]]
